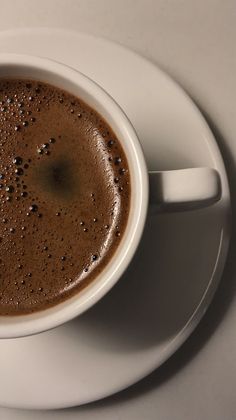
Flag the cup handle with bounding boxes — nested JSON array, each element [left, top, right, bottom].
[[149, 167, 221, 211]]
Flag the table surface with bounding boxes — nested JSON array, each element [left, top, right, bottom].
[[0, 1, 236, 419]]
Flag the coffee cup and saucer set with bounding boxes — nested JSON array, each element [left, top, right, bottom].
[[0, 28, 230, 410]]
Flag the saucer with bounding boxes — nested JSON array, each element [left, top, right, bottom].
[[0, 28, 230, 410]]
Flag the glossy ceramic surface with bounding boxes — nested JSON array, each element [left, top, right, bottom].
[[0, 28, 230, 410]]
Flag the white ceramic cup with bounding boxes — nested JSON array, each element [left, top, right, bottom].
[[0, 54, 221, 338]]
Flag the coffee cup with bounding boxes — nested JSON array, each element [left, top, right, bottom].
[[0, 54, 221, 338]]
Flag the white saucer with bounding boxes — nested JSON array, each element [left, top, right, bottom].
[[0, 28, 231, 410]]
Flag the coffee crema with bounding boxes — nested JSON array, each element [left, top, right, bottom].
[[0, 79, 130, 315]]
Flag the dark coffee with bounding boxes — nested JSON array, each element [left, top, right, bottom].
[[0, 79, 130, 315]]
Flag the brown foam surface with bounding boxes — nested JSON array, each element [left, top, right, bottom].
[[0, 79, 130, 315]]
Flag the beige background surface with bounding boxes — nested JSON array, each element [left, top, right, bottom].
[[0, 1, 236, 419]]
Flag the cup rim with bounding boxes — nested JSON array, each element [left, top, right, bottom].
[[0, 53, 149, 338]]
